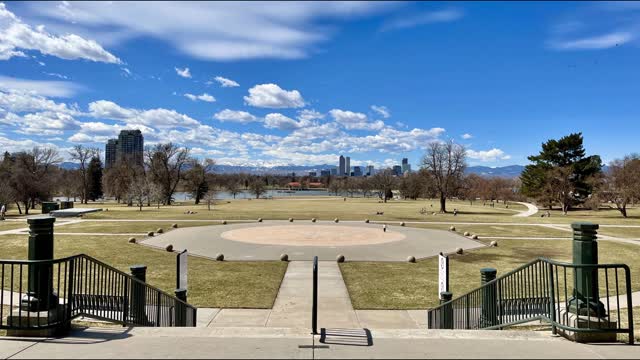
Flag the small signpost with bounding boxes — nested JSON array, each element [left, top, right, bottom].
[[438, 252, 449, 300], [176, 249, 188, 290]]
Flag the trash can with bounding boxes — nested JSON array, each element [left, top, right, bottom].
[[41, 202, 60, 214]]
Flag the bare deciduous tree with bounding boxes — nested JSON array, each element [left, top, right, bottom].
[[69, 145, 99, 204], [600, 155, 640, 218], [145, 143, 191, 205], [371, 169, 396, 203], [420, 141, 466, 213]]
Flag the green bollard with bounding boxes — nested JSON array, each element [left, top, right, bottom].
[[22, 216, 58, 311], [440, 291, 453, 329], [480, 268, 498, 328], [130, 265, 149, 325], [568, 222, 606, 317]]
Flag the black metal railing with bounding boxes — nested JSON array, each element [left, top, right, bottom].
[[1, 254, 197, 331], [427, 258, 634, 344]]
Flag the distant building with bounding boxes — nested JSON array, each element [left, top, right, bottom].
[[339, 155, 345, 177], [366, 165, 374, 176], [105, 130, 144, 169], [345, 156, 351, 177], [353, 166, 363, 177], [393, 165, 402, 176], [330, 168, 337, 176], [320, 169, 331, 177], [105, 139, 118, 169], [401, 158, 411, 174], [309, 171, 317, 177]]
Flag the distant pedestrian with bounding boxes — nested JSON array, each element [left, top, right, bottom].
[[383, 224, 387, 233], [453, 208, 458, 216], [0, 204, 5, 220], [546, 211, 551, 218]]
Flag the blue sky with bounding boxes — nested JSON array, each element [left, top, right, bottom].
[[1, 1, 639, 169]]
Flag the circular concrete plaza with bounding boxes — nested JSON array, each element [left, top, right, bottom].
[[141, 221, 484, 261]]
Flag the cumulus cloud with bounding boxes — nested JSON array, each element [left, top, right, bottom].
[[87, 100, 199, 128], [213, 109, 258, 124], [0, 90, 79, 113], [466, 148, 511, 162], [184, 93, 216, 102], [0, 76, 83, 98], [244, 83, 305, 109], [371, 105, 390, 118], [175, 67, 191, 78], [329, 109, 384, 131], [0, 3, 120, 63], [297, 109, 324, 122], [264, 113, 305, 131], [461, 133, 473, 139], [213, 76, 239, 87]]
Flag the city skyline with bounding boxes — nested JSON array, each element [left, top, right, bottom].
[[1, 2, 639, 169]]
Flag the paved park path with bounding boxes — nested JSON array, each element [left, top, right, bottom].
[[513, 202, 539, 217]]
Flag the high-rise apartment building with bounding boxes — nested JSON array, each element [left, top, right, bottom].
[[353, 166, 363, 177], [366, 165, 374, 176], [339, 155, 345, 177], [393, 165, 402, 176], [401, 158, 411, 174], [345, 156, 351, 176], [105, 139, 118, 169], [105, 130, 144, 169]]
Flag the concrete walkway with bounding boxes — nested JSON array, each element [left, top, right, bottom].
[[1, 327, 638, 359], [513, 202, 539, 217], [196, 261, 426, 330]]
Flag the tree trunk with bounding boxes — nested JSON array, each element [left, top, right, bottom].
[[15, 201, 22, 214], [439, 194, 447, 213], [208, 201, 211, 211], [619, 205, 628, 218]]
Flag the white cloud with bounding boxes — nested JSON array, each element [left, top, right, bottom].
[[0, 76, 83, 98], [466, 148, 511, 162], [16, 111, 79, 135], [461, 133, 473, 139], [0, 90, 79, 113], [551, 31, 633, 50], [371, 105, 390, 118], [175, 67, 192, 78], [0, 3, 120, 63], [25, 2, 397, 61], [87, 100, 199, 128], [297, 109, 324, 122], [0, 135, 60, 153], [213, 109, 258, 124], [244, 83, 305, 109], [264, 113, 305, 131], [381, 9, 464, 31], [214, 76, 239, 87], [329, 109, 384, 131], [184, 93, 216, 102]]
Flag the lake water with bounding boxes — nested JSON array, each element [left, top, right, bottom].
[[53, 189, 338, 202]]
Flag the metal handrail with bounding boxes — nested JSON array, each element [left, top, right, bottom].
[[1, 254, 197, 330], [427, 257, 634, 344]]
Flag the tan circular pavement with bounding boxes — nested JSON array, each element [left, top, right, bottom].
[[220, 224, 406, 246]]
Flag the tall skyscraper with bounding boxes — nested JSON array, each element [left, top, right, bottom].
[[401, 158, 411, 174], [117, 130, 144, 167], [353, 166, 362, 177], [105, 139, 118, 169], [105, 130, 144, 169], [393, 165, 402, 176], [339, 155, 345, 177], [345, 156, 351, 176]]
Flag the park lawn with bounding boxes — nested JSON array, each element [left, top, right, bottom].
[[414, 224, 571, 238], [0, 221, 28, 232], [598, 226, 640, 239], [54, 221, 225, 234], [78, 198, 522, 222], [0, 235, 287, 309], [340, 239, 640, 310]]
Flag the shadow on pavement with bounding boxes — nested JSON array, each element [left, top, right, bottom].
[[319, 328, 373, 347]]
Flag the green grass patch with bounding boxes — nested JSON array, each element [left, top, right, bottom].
[[340, 239, 640, 310], [0, 234, 287, 309], [598, 227, 640, 239], [55, 221, 224, 234], [608, 306, 640, 343], [0, 221, 28, 232], [406, 223, 571, 238]]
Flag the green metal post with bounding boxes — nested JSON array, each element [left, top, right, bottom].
[[480, 268, 498, 328], [568, 222, 606, 317], [22, 216, 58, 311], [130, 265, 148, 324], [440, 291, 453, 329]]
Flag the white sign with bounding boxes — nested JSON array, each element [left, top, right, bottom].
[[438, 253, 449, 299], [177, 250, 188, 290]]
